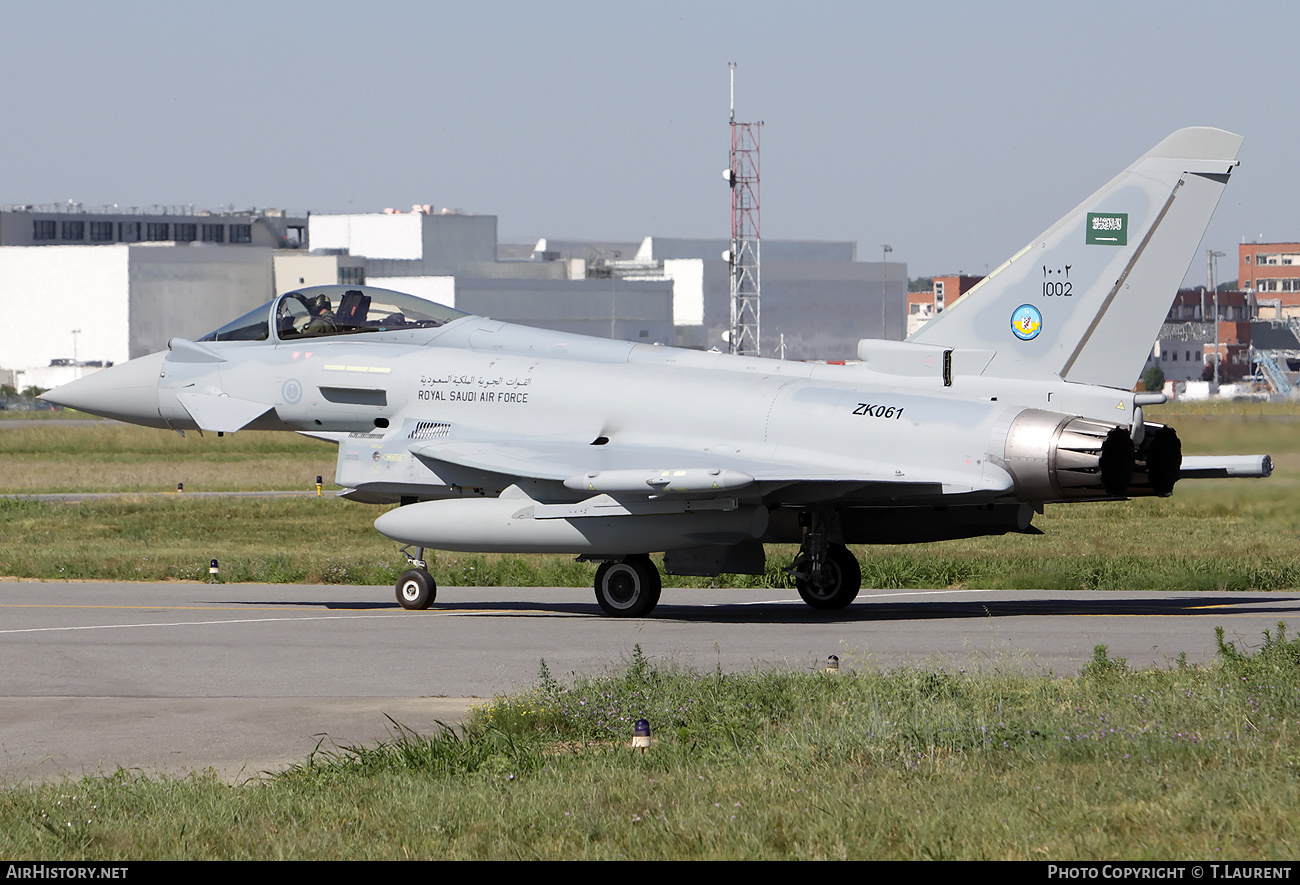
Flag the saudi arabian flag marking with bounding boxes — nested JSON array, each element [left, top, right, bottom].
[[1087, 212, 1128, 246]]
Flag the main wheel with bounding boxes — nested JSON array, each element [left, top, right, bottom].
[[795, 543, 861, 610], [395, 568, 436, 610], [594, 555, 662, 617]]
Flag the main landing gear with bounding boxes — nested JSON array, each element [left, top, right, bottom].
[[789, 511, 862, 610], [395, 546, 437, 610], [592, 554, 662, 617]]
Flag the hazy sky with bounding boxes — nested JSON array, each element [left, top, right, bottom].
[[4, 0, 1294, 280]]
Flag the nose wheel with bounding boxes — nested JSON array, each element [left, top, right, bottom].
[[594, 554, 662, 617], [395, 546, 436, 610], [396, 568, 436, 609]]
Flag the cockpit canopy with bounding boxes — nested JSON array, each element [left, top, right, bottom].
[[199, 285, 468, 343]]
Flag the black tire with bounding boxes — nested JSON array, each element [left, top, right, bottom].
[[795, 543, 861, 610], [395, 568, 436, 610], [594, 554, 661, 617]]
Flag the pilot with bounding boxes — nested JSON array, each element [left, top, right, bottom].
[[303, 294, 338, 335]]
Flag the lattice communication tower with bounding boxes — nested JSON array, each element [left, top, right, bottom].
[[726, 63, 762, 356]]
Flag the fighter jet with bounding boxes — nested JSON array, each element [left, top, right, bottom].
[[44, 127, 1272, 616]]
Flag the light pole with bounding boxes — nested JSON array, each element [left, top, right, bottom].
[[1208, 250, 1225, 389], [882, 245, 893, 337], [71, 329, 81, 379]]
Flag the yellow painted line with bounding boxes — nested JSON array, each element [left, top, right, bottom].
[[0, 602, 569, 631], [0, 608, 542, 635], [853, 589, 1003, 600], [1, 604, 355, 611], [0, 614, 404, 635], [0, 603, 530, 615]]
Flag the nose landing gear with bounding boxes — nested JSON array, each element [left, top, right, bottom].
[[395, 546, 437, 610]]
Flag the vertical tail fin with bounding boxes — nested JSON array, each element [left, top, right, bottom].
[[909, 127, 1242, 390]]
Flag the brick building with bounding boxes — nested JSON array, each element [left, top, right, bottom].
[[907, 274, 983, 336], [1239, 243, 1300, 318]]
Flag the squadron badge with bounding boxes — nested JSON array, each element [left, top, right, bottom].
[[1011, 304, 1042, 341]]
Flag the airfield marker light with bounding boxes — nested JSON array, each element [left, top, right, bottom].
[[632, 719, 652, 751], [316, 475, 323, 496], [826, 655, 840, 674], [209, 559, 219, 583], [177, 482, 183, 493]]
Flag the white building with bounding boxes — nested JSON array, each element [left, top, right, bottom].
[[308, 209, 497, 273], [1151, 323, 1213, 383], [0, 244, 273, 386]]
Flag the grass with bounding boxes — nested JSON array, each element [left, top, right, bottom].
[[3, 634, 1300, 859], [0, 423, 336, 493], [0, 406, 99, 420], [2, 492, 1299, 590], [0, 403, 1298, 589]]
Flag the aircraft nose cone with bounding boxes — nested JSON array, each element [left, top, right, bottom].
[[41, 351, 168, 427]]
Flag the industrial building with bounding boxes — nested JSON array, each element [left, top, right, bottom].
[[303, 210, 906, 360], [1146, 286, 1300, 395], [604, 236, 904, 358], [0, 203, 306, 250], [0, 201, 906, 390]]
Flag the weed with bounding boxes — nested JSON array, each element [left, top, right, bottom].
[[1081, 644, 1129, 680], [1216, 621, 1300, 677], [536, 659, 561, 698]]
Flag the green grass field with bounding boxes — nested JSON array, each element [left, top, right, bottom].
[[0, 401, 1296, 590]]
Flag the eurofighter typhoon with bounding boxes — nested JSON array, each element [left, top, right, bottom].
[[44, 128, 1271, 616]]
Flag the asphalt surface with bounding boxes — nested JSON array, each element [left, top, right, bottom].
[[3, 579, 1298, 784]]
